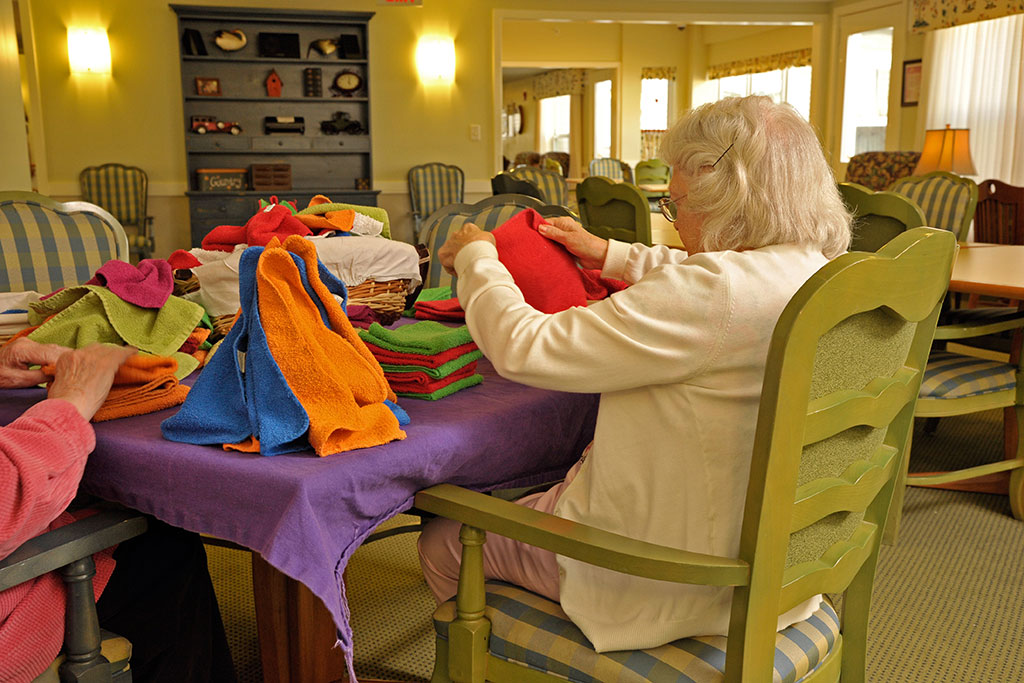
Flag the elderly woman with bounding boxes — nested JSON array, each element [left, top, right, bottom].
[[418, 95, 852, 652]]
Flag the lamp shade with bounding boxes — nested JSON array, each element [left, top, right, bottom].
[[914, 124, 976, 176]]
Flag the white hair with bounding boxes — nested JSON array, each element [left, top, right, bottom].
[[660, 96, 851, 257]]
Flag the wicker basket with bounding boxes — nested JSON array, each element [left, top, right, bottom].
[[173, 272, 200, 297]]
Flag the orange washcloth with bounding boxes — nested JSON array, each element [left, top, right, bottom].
[[293, 195, 356, 233], [256, 235, 404, 455], [43, 353, 189, 422]]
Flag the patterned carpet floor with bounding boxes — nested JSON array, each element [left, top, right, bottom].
[[207, 410, 1024, 683]]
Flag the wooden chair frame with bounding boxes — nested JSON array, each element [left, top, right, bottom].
[[575, 176, 653, 246], [838, 182, 927, 253]]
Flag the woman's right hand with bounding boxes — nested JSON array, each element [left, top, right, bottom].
[[48, 344, 137, 421], [537, 216, 609, 271]]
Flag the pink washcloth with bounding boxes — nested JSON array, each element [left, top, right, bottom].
[[85, 258, 174, 308]]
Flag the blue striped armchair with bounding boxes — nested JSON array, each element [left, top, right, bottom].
[[408, 162, 465, 242]]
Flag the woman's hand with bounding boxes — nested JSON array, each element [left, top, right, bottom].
[[47, 344, 137, 421], [0, 338, 69, 389], [537, 217, 609, 271], [438, 223, 497, 275]]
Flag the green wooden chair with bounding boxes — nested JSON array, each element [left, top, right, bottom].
[[634, 158, 672, 203], [0, 191, 128, 295], [576, 176, 652, 246], [588, 157, 626, 182], [409, 162, 466, 242], [509, 167, 569, 209], [79, 163, 154, 261], [420, 195, 575, 291], [838, 182, 927, 253], [415, 227, 956, 683], [890, 171, 978, 242]]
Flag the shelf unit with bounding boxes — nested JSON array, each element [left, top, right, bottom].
[[172, 5, 377, 246]]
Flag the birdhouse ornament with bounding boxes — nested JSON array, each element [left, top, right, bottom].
[[265, 70, 283, 97]]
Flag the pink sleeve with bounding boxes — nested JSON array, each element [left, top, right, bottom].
[[0, 399, 95, 560]]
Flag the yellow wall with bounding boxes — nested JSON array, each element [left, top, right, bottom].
[[704, 25, 813, 66], [1, 0, 31, 190]]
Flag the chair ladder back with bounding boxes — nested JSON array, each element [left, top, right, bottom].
[[724, 228, 956, 682], [974, 179, 1024, 245]]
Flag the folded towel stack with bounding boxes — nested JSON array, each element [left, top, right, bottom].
[[358, 321, 483, 400]]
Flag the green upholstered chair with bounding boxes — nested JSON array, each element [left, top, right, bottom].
[[0, 507, 148, 683], [409, 162, 466, 242], [634, 158, 671, 203], [79, 164, 154, 261], [415, 227, 956, 683], [889, 171, 978, 242], [490, 173, 543, 201], [843, 151, 921, 192], [588, 157, 625, 181], [509, 167, 570, 209], [541, 152, 570, 178], [838, 182, 927, 253], [576, 176, 652, 246], [420, 195, 575, 291], [0, 191, 128, 295]]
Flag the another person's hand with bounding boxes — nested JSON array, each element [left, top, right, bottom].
[[0, 338, 69, 389], [47, 344, 137, 421], [438, 223, 497, 275], [537, 217, 609, 271]]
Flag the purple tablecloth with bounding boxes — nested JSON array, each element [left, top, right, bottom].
[[0, 359, 597, 671]]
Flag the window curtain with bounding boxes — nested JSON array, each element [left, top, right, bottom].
[[921, 13, 1024, 184], [641, 66, 676, 81], [533, 69, 585, 100], [707, 48, 811, 80], [912, 0, 1024, 32], [641, 132, 664, 161]]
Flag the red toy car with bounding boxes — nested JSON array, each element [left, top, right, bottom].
[[190, 115, 242, 135]]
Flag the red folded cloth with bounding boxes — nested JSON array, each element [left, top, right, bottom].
[[346, 304, 378, 329], [413, 297, 465, 321], [201, 203, 312, 252], [167, 249, 203, 270], [85, 259, 174, 308], [385, 361, 477, 392], [579, 268, 629, 300], [363, 340, 478, 369]]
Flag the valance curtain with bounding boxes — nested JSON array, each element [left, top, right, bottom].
[[707, 48, 811, 80], [641, 66, 676, 81], [641, 131, 665, 161], [921, 13, 1024, 184], [912, 0, 1024, 32], [533, 69, 585, 100]]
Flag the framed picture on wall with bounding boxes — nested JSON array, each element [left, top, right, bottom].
[[195, 77, 222, 96], [901, 59, 922, 107]]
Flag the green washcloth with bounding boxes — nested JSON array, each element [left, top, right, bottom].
[[359, 320, 473, 354], [378, 349, 482, 379], [28, 286, 204, 380], [403, 286, 452, 317], [395, 373, 483, 400]]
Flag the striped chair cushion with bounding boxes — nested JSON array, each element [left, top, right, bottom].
[[589, 158, 625, 181], [434, 582, 839, 683], [510, 168, 568, 207], [890, 175, 973, 239], [410, 165, 465, 221], [919, 350, 1017, 399], [422, 204, 528, 290], [0, 200, 120, 294]]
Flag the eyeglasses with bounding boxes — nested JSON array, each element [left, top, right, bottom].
[[658, 142, 735, 222]]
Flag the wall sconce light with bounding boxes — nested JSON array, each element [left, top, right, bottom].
[[68, 27, 111, 75], [914, 124, 976, 176], [416, 36, 455, 84]]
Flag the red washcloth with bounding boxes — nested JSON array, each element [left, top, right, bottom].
[[385, 361, 477, 392], [413, 298, 465, 321], [85, 259, 174, 309], [167, 249, 203, 270], [579, 268, 629, 300], [492, 208, 589, 313], [363, 340, 478, 369], [201, 203, 312, 252]]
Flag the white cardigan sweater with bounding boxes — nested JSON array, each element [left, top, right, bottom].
[[453, 238, 829, 652]]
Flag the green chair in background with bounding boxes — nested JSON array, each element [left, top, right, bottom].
[[889, 171, 978, 241], [408, 162, 466, 243], [541, 152, 570, 178], [420, 195, 575, 291], [576, 176, 652, 246], [634, 158, 671, 205], [79, 163, 154, 261], [416, 227, 956, 683], [0, 191, 128, 295], [509, 167, 570, 209], [838, 182, 927, 253]]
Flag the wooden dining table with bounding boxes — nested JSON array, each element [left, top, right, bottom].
[[948, 243, 1024, 299]]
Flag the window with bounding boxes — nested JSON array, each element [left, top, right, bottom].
[[593, 79, 612, 160], [539, 94, 571, 153], [839, 28, 893, 162], [698, 65, 812, 121], [640, 78, 669, 131]]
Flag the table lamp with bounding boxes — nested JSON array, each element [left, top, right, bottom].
[[914, 124, 976, 176]]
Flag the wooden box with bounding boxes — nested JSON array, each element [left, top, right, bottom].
[[196, 168, 247, 192], [250, 163, 293, 191]]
